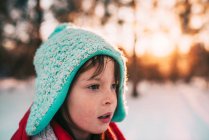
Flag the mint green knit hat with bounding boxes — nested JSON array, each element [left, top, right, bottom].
[[26, 23, 127, 136]]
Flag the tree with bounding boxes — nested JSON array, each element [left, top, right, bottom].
[[169, 47, 180, 82], [0, 0, 43, 78], [131, 0, 140, 97], [187, 43, 209, 84]]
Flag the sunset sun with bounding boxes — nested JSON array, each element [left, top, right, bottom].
[[137, 33, 175, 57]]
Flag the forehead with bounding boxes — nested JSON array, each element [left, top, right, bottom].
[[78, 58, 115, 82]]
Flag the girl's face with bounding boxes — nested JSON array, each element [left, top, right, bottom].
[[67, 58, 117, 136]]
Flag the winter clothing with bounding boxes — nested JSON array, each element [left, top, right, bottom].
[[12, 109, 126, 140], [24, 23, 127, 135]]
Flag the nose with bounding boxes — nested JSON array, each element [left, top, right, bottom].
[[103, 97, 111, 105], [102, 89, 116, 106]]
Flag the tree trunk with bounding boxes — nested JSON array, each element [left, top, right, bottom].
[[131, 0, 139, 97]]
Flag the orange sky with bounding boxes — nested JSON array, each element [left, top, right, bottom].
[[39, 0, 209, 58]]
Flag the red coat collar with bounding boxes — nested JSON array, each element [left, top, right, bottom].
[[11, 108, 126, 140]]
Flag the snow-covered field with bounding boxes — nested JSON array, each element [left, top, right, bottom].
[[0, 78, 209, 140]]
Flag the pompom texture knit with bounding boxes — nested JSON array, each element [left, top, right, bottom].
[[26, 24, 127, 136]]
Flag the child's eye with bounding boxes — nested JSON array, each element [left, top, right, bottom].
[[88, 84, 100, 90]]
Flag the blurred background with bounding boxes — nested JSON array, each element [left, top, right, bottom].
[[0, 0, 209, 139]]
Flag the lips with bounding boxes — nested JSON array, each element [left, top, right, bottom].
[[98, 112, 112, 123]]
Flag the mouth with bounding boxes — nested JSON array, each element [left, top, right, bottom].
[[98, 112, 112, 123]]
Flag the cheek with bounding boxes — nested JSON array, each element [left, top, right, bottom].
[[67, 96, 99, 130], [69, 101, 96, 121], [113, 95, 117, 111]]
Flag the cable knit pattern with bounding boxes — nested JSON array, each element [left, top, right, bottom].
[[26, 23, 127, 136]]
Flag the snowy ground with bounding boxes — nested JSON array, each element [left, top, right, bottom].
[[0, 78, 209, 140]]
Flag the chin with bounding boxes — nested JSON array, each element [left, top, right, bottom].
[[92, 125, 109, 134]]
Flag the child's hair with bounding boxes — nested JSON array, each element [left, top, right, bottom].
[[53, 55, 120, 139], [26, 23, 127, 136]]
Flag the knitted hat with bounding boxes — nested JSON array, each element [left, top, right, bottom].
[[26, 23, 127, 135]]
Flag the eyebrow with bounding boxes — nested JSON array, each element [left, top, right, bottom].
[[87, 76, 116, 83], [87, 77, 101, 81]]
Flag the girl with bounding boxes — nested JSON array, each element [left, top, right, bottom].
[[12, 23, 127, 140]]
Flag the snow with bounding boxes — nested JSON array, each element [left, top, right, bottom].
[[0, 78, 209, 140], [0, 78, 34, 140], [118, 81, 209, 140]]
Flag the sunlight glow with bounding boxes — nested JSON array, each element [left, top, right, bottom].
[[137, 33, 174, 57], [4, 24, 15, 36], [190, 15, 203, 29], [40, 20, 58, 41], [4, 40, 15, 50], [95, 2, 105, 17], [40, 0, 53, 9], [150, 34, 174, 57], [178, 35, 192, 54], [82, 0, 94, 12], [39, 0, 209, 58], [136, 43, 146, 56]]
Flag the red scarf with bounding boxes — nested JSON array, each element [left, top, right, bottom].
[[12, 109, 126, 140]]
